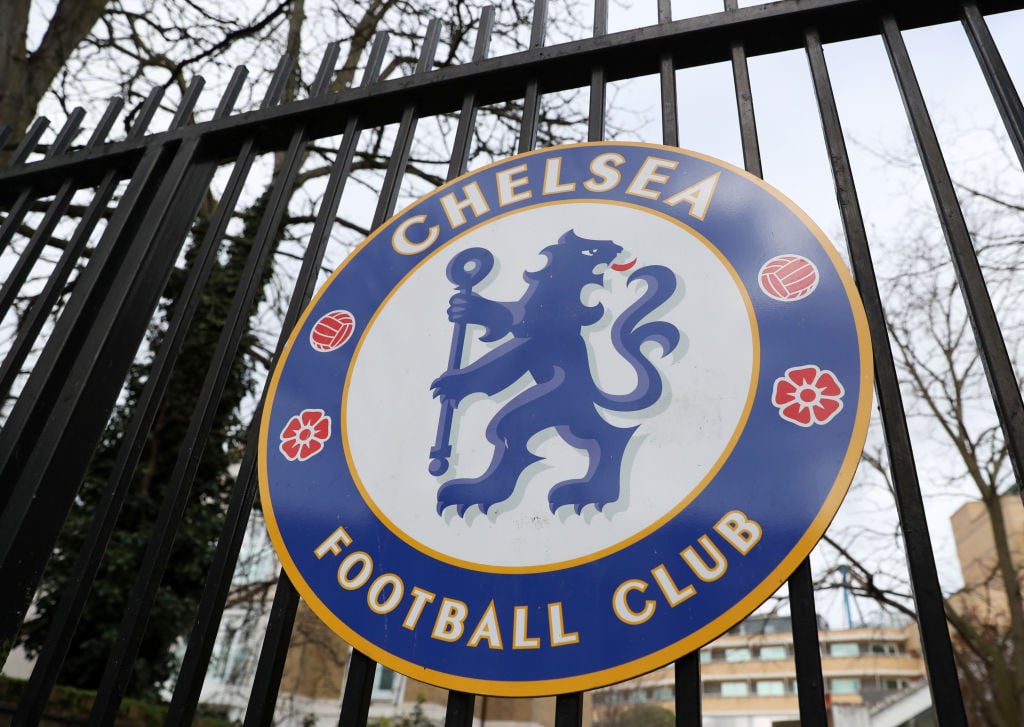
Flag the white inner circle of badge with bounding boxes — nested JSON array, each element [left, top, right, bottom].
[[346, 201, 756, 570], [259, 142, 872, 697]]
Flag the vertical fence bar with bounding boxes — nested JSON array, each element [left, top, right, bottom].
[[961, 1, 1024, 169], [803, 25, 969, 724], [42, 107, 86, 159], [374, 20, 442, 224], [551, 0, 584, 676], [444, 692, 475, 727], [337, 650, 377, 727], [125, 87, 167, 142], [787, 560, 828, 720], [724, 1, 828, 724], [6, 117, 49, 167], [437, 15, 497, 727], [0, 189, 33, 250], [554, 692, 584, 727], [726, 22, 761, 173], [674, 652, 701, 725], [587, 0, 608, 143], [447, 7, 494, 180], [657, 0, 679, 147], [242, 579, 301, 727], [663, 2, 698, 723], [518, 0, 549, 154]]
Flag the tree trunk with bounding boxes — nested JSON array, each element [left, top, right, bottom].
[[0, 0, 32, 142], [982, 490, 1024, 724], [0, 0, 108, 143]]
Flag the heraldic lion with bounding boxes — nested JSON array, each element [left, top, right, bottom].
[[431, 230, 679, 516]]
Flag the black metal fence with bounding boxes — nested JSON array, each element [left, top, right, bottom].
[[1, 0, 1023, 725]]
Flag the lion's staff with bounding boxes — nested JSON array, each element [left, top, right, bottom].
[[428, 248, 494, 476]]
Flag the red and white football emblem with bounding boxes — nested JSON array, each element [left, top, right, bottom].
[[310, 310, 356, 352], [758, 254, 819, 301]]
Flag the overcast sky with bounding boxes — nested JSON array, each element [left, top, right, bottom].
[[582, 3, 1024, 623], [6, 0, 1024, 630]]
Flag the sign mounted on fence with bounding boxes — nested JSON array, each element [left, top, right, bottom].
[[258, 142, 872, 696]]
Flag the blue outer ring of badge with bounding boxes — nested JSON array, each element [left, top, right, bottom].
[[258, 142, 873, 697]]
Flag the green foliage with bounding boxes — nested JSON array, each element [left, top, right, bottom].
[[368, 698, 436, 727], [7, 0, 595, 706], [596, 703, 675, 727], [0, 675, 238, 726], [16, 195, 274, 699]]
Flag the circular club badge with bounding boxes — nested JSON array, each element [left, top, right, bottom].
[[259, 142, 872, 696]]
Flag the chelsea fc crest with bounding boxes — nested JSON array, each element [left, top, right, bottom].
[[259, 142, 872, 696]]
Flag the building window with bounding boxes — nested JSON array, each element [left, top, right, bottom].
[[828, 642, 860, 657], [225, 641, 251, 685], [761, 618, 790, 634], [700, 649, 712, 663], [884, 679, 910, 690], [372, 667, 400, 702], [651, 686, 674, 701], [721, 681, 749, 697], [210, 616, 254, 686], [830, 678, 861, 694], [756, 680, 786, 696], [597, 691, 626, 705], [759, 645, 787, 660], [725, 647, 751, 662], [871, 642, 899, 655]]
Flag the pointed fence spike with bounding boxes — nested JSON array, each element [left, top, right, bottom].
[[46, 108, 86, 158], [8, 117, 50, 166], [311, 42, 342, 96], [213, 66, 250, 120], [127, 87, 166, 140], [263, 54, 296, 108], [170, 74, 207, 130], [87, 97, 126, 147], [361, 32, 390, 87]]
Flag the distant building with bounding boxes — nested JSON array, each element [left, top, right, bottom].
[[198, 514, 587, 727], [592, 615, 927, 727], [948, 494, 1024, 628], [200, 599, 588, 726]]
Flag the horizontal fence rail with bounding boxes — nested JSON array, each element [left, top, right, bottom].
[[1, 0, 1023, 202], [1, 0, 1023, 726]]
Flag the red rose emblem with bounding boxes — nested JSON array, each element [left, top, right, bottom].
[[772, 365, 845, 427], [279, 408, 332, 461]]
